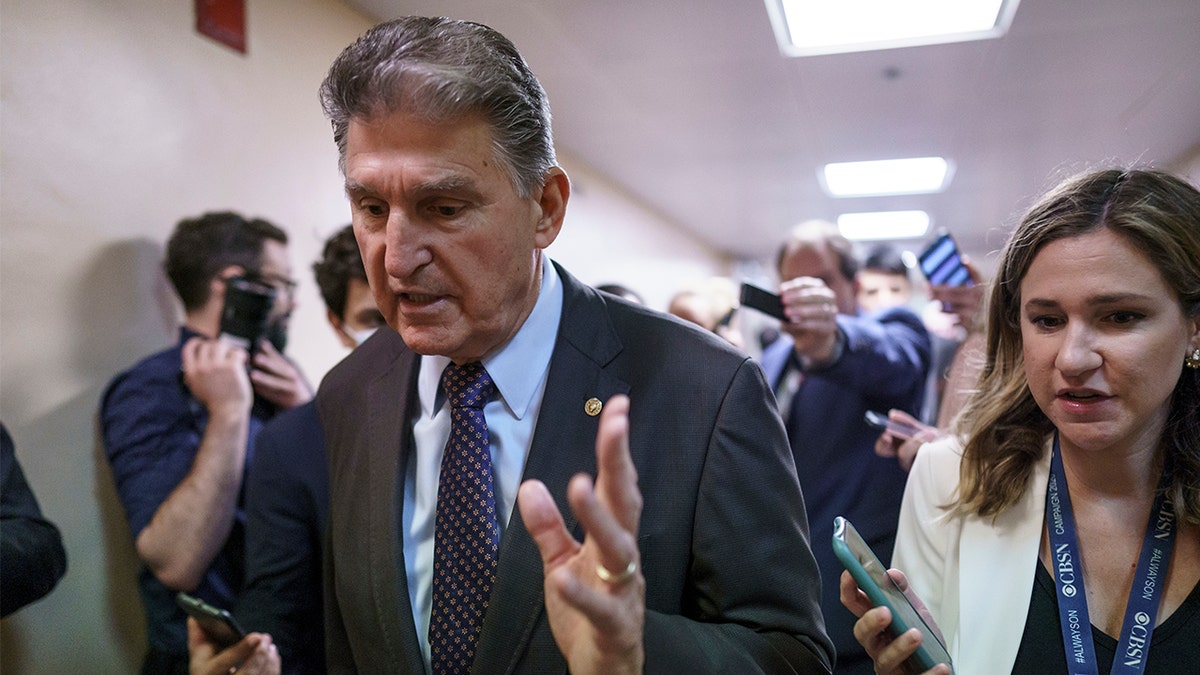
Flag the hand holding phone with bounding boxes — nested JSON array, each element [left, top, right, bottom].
[[176, 592, 246, 649], [832, 517, 952, 672], [864, 410, 925, 440]]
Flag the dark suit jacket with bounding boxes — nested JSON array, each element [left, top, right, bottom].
[[317, 263, 834, 674], [236, 402, 329, 675], [759, 307, 929, 674]]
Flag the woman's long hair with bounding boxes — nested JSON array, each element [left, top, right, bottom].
[[954, 168, 1200, 522]]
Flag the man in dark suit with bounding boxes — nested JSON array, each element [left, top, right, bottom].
[[759, 220, 930, 675], [231, 225, 384, 674], [315, 17, 834, 674]]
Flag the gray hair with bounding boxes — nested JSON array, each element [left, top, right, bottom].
[[319, 16, 556, 198]]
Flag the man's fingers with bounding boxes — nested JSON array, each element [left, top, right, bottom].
[[189, 617, 268, 675], [592, 395, 640, 533], [186, 617, 214, 655], [567, 473, 639, 589], [249, 369, 292, 394], [546, 563, 632, 633], [518, 479, 579, 570]]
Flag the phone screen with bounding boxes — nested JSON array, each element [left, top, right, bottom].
[[917, 234, 973, 287], [832, 517, 952, 671]]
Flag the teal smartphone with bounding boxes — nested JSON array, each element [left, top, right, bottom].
[[176, 592, 246, 648], [832, 516, 953, 672]]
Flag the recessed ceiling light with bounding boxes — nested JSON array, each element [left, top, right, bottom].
[[821, 157, 952, 197], [766, 0, 1020, 57], [837, 210, 930, 240]]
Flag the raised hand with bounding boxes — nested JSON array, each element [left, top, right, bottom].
[[517, 394, 645, 675], [249, 340, 312, 409]]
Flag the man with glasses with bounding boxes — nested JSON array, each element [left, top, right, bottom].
[[101, 211, 311, 673]]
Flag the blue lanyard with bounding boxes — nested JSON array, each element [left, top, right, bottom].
[[1045, 435, 1177, 674]]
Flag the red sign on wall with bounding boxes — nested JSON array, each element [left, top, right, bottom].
[[196, 0, 246, 54]]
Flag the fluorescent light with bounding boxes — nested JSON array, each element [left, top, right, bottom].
[[821, 157, 951, 197], [766, 0, 1020, 57], [837, 211, 930, 240]]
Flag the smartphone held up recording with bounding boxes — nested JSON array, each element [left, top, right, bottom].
[[739, 283, 787, 322], [917, 233, 972, 288], [832, 517, 953, 672], [176, 592, 246, 649], [218, 276, 277, 352]]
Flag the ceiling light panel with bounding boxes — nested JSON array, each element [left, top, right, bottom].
[[837, 210, 930, 240], [821, 157, 951, 197], [766, 0, 1020, 57]]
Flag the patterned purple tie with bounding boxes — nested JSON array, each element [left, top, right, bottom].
[[430, 362, 499, 675]]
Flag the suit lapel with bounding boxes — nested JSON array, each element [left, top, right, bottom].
[[365, 346, 427, 673], [472, 266, 630, 673]]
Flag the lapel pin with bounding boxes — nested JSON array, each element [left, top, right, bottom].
[[584, 397, 603, 417]]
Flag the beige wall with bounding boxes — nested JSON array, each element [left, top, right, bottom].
[[0, 1, 723, 671], [1170, 140, 1200, 185]]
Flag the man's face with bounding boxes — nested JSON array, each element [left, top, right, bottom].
[[779, 243, 858, 315], [343, 110, 564, 363], [342, 277, 385, 333], [331, 277, 385, 349], [256, 238, 297, 324], [857, 270, 912, 313]]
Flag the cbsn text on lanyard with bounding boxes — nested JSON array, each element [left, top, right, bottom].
[[1045, 434, 1177, 674]]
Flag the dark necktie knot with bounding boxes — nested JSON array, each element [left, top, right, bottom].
[[442, 362, 494, 410]]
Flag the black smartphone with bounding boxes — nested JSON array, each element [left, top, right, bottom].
[[176, 592, 246, 648], [916, 233, 973, 287], [832, 517, 953, 672], [739, 283, 787, 322], [864, 410, 924, 439], [218, 276, 278, 352]]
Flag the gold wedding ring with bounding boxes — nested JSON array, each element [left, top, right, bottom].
[[595, 559, 637, 584]]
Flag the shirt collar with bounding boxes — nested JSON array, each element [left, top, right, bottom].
[[418, 256, 563, 419]]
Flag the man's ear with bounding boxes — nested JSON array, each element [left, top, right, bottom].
[[532, 167, 569, 249], [208, 265, 245, 307], [327, 308, 357, 350]]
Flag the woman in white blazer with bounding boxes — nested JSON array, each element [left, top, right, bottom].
[[841, 168, 1200, 674]]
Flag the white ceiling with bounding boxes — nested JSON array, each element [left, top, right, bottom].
[[339, 0, 1200, 264]]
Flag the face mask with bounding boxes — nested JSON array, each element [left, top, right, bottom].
[[345, 326, 379, 346]]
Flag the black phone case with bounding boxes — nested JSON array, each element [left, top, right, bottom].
[[176, 592, 246, 648], [739, 283, 787, 321]]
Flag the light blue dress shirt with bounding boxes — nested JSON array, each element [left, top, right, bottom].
[[403, 256, 564, 671]]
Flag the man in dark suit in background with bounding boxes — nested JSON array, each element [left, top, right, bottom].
[[315, 16, 833, 674], [231, 224, 383, 674], [759, 220, 930, 674]]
